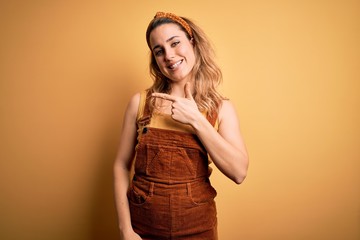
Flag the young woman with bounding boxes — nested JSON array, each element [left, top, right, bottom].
[[114, 12, 249, 240]]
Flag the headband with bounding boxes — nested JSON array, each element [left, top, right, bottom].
[[154, 12, 193, 38]]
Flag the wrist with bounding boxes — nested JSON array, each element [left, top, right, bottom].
[[191, 112, 207, 132], [119, 224, 133, 235]]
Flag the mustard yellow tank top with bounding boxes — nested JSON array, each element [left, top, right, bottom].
[[136, 90, 218, 134]]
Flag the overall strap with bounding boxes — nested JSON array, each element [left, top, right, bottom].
[[136, 90, 152, 128], [206, 110, 218, 127]]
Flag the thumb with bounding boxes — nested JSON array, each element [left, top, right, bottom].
[[184, 82, 194, 100]]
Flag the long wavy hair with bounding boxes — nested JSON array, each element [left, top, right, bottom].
[[145, 15, 225, 114]]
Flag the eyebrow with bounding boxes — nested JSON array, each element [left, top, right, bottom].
[[152, 36, 180, 51]]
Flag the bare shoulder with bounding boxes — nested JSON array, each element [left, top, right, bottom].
[[128, 92, 141, 108], [125, 92, 141, 119], [218, 99, 238, 123]]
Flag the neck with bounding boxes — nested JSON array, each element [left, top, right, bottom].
[[169, 78, 194, 96]]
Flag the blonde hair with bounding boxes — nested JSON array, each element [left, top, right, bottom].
[[145, 14, 225, 114]]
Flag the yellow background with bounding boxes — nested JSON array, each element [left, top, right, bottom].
[[1, 0, 359, 239]]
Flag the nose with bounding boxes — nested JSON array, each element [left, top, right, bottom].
[[164, 47, 175, 61]]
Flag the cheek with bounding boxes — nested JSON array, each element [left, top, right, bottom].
[[154, 58, 169, 75], [186, 48, 196, 65], [180, 44, 191, 55], [179, 45, 195, 62], [154, 56, 164, 69]]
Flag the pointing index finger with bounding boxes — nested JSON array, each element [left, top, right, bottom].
[[151, 93, 177, 101]]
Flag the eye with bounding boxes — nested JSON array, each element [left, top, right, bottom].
[[171, 41, 180, 47], [154, 49, 164, 56]]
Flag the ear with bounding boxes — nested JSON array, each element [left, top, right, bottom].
[[190, 37, 194, 45]]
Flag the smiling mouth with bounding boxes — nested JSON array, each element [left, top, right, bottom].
[[168, 60, 183, 69]]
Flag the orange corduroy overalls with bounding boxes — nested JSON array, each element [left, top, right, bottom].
[[128, 91, 218, 240]]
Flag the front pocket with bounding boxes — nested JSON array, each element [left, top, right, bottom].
[[145, 144, 168, 176], [189, 181, 217, 205], [145, 144, 196, 179], [127, 183, 151, 206], [181, 183, 218, 232]]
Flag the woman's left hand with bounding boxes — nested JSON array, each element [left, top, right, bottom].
[[152, 82, 201, 125]]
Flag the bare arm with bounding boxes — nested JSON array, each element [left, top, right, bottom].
[[192, 100, 249, 184], [113, 93, 142, 239], [152, 83, 249, 184]]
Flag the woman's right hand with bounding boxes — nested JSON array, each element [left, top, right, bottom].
[[121, 230, 142, 240]]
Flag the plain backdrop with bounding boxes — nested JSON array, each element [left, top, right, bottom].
[[0, 0, 359, 239]]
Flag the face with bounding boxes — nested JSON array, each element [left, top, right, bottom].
[[149, 23, 195, 83]]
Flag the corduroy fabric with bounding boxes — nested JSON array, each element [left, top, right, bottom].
[[128, 91, 218, 239]]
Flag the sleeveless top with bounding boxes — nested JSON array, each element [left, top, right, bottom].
[[135, 90, 218, 142]]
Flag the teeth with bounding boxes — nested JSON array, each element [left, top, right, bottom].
[[169, 60, 182, 69]]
